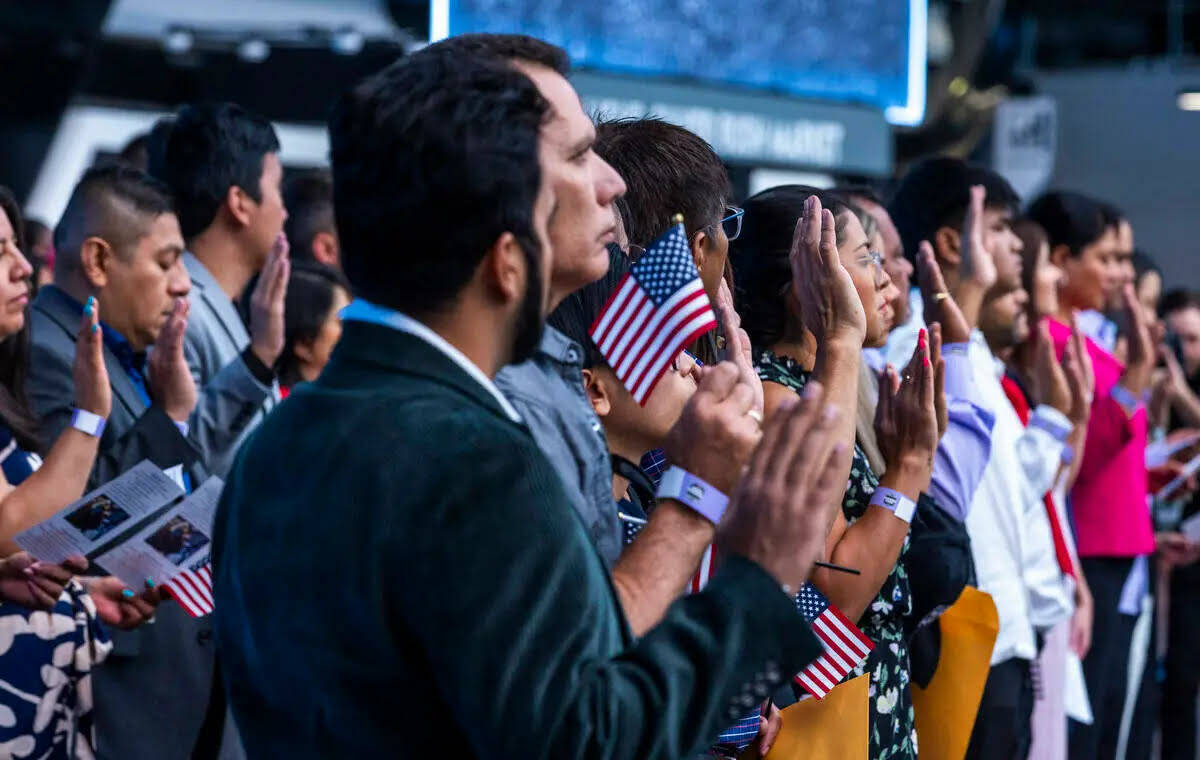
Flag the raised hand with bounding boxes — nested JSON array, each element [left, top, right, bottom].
[[0, 553, 88, 610], [73, 296, 111, 418], [148, 297, 198, 424], [958, 185, 997, 291], [249, 233, 291, 368], [1121, 283, 1156, 395], [84, 575, 162, 630], [1031, 320, 1073, 417], [917, 241, 971, 343], [717, 381, 847, 591], [789, 195, 866, 346], [874, 329, 938, 490], [714, 279, 763, 415], [663, 362, 762, 495]]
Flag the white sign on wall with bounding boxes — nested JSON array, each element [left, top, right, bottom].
[[992, 95, 1057, 202]]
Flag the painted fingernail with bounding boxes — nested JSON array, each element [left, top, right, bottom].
[[83, 304, 92, 317], [918, 328, 927, 348], [87, 296, 95, 307], [924, 356, 931, 367], [145, 577, 156, 588], [92, 324, 99, 333], [121, 588, 135, 599]]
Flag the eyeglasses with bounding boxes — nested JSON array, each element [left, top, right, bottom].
[[856, 250, 883, 270], [718, 206, 744, 241]]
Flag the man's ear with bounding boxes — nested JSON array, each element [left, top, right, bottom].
[[933, 225, 962, 270], [79, 237, 114, 289], [691, 228, 711, 274], [311, 231, 339, 268], [1049, 243, 1072, 270], [582, 367, 612, 418], [225, 185, 254, 228], [483, 231, 526, 305]]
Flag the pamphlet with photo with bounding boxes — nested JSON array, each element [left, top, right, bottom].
[[95, 477, 223, 587], [14, 460, 185, 564]]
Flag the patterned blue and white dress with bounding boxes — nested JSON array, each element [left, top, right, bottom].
[[0, 423, 111, 760]]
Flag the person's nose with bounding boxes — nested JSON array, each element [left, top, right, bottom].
[[594, 154, 626, 208]]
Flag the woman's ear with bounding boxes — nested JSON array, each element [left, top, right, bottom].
[[691, 228, 711, 275], [582, 367, 612, 419], [1048, 243, 1072, 270]]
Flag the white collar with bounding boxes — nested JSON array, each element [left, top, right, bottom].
[[340, 299, 522, 423]]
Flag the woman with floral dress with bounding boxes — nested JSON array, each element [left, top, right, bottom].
[[0, 187, 157, 759], [730, 188, 940, 760]]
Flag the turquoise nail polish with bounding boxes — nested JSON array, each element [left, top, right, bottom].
[[92, 324, 99, 334], [145, 577, 156, 589], [121, 588, 135, 599], [87, 296, 95, 307], [83, 305, 92, 317]]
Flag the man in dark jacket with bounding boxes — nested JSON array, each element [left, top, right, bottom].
[[213, 35, 846, 758]]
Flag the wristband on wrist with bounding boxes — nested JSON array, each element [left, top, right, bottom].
[[70, 408, 106, 438], [869, 487, 917, 523], [655, 465, 729, 525], [1111, 384, 1142, 415]]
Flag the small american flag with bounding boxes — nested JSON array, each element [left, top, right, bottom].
[[590, 219, 716, 404], [163, 560, 214, 618], [794, 583, 874, 699]]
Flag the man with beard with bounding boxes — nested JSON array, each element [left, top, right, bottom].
[[212, 36, 846, 758]]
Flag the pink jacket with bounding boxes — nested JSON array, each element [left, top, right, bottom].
[[1048, 318, 1155, 557]]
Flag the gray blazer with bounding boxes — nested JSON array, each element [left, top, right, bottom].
[[27, 285, 234, 760], [182, 253, 279, 477]]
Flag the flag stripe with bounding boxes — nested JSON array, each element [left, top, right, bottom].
[[614, 281, 708, 381], [589, 273, 636, 342], [603, 294, 653, 369], [621, 290, 711, 391], [164, 564, 215, 618]]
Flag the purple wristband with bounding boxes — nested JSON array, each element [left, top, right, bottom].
[[70, 408, 106, 438], [655, 466, 729, 525]]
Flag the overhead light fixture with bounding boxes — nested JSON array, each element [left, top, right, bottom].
[[237, 37, 270, 63], [1179, 91, 1200, 111], [330, 27, 364, 56], [163, 27, 194, 56]]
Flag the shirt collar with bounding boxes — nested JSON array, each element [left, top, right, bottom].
[[340, 298, 522, 423], [536, 325, 585, 367]]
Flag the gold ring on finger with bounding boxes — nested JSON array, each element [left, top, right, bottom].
[[934, 291, 950, 302]]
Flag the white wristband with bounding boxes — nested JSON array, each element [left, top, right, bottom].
[[869, 487, 917, 523], [70, 408, 107, 438]]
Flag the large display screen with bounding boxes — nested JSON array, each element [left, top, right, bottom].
[[430, 0, 926, 126]]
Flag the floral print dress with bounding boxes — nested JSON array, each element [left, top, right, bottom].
[[756, 350, 917, 760]]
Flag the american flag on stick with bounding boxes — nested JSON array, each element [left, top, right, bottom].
[[794, 583, 874, 699], [163, 560, 214, 618], [590, 217, 716, 404]]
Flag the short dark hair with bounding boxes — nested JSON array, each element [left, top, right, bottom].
[[278, 261, 351, 387], [283, 169, 335, 262], [594, 117, 731, 250], [159, 102, 280, 240], [118, 132, 150, 171], [835, 184, 886, 207], [53, 164, 175, 277], [888, 156, 1021, 264], [429, 33, 569, 74], [329, 44, 551, 315], [144, 117, 176, 182], [547, 245, 629, 369], [729, 185, 856, 349], [1161, 289, 1200, 319], [0, 186, 39, 451], [1026, 191, 1110, 258]]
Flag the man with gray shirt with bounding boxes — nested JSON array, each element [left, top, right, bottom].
[[153, 103, 289, 477]]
